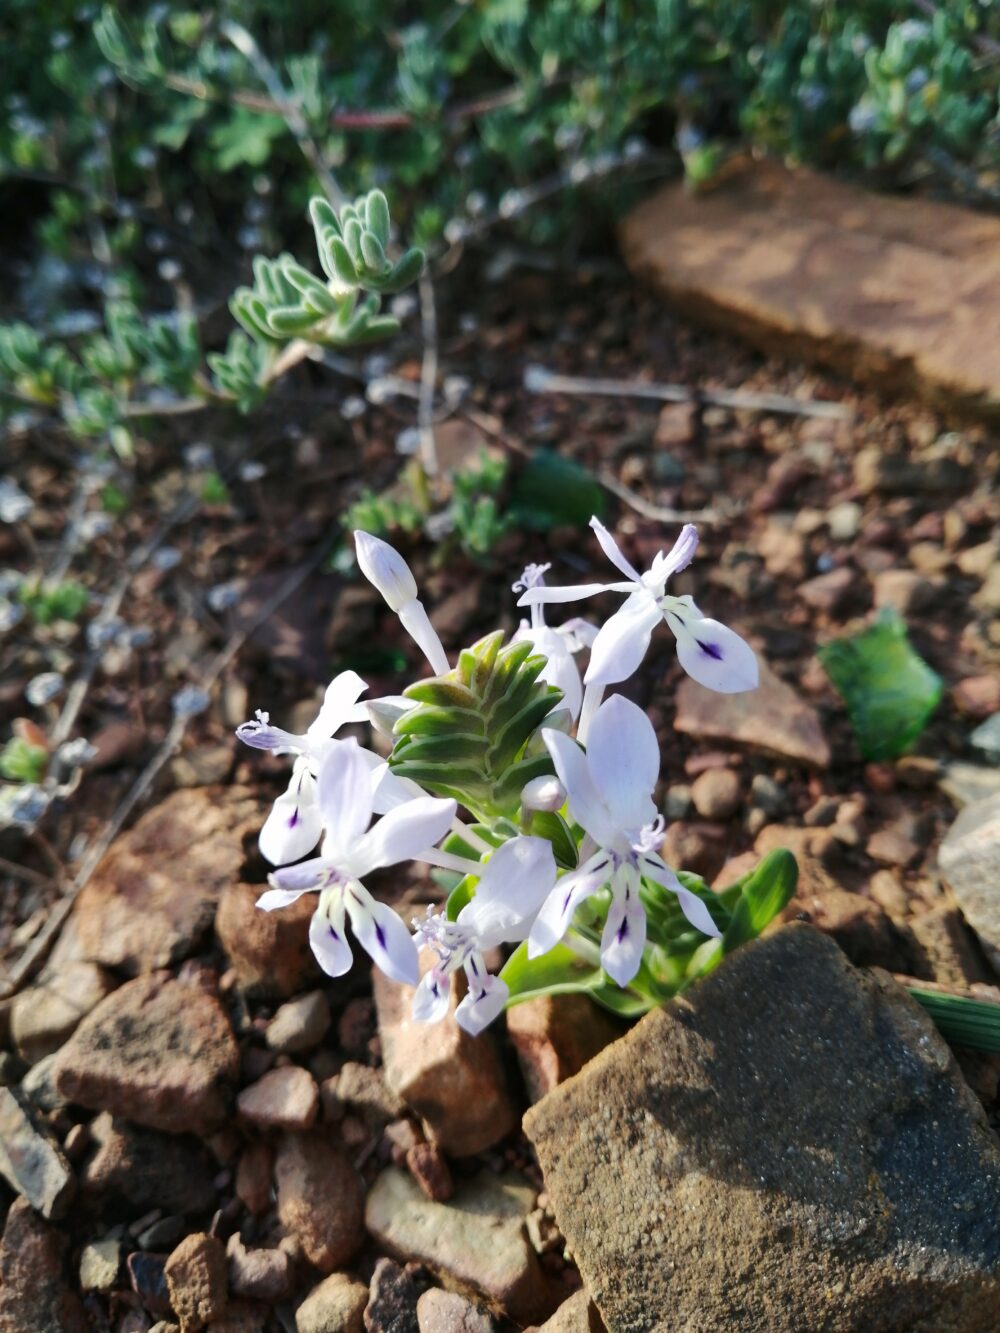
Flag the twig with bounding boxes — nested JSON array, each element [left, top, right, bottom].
[[417, 271, 440, 478], [524, 365, 854, 421], [597, 470, 727, 525]]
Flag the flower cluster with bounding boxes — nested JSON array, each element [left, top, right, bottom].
[[237, 519, 783, 1036]]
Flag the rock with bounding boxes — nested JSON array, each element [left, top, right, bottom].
[[970, 713, 1000, 764], [140, 1215, 186, 1250], [798, 566, 855, 613], [364, 1257, 419, 1333], [953, 675, 1000, 720], [869, 869, 909, 921], [653, 400, 697, 451], [781, 886, 910, 971], [73, 788, 259, 975], [9, 960, 114, 1062], [506, 995, 623, 1105], [939, 794, 1000, 971], [826, 501, 862, 542], [296, 1272, 368, 1333], [757, 520, 805, 580], [524, 926, 1000, 1333], [534, 1291, 605, 1332], [659, 821, 726, 881], [620, 157, 1000, 414], [80, 1236, 122, 1291], [227, 1234, 293, 1303], [0, 1085, 75, 1218], [129, 1251, 173, 1314], [169, 744, 233, 788], [204, 1301, 268, 1333], [216, 880, 321, 999], [20, 1052, 68, 1112], [335, 1061, 405, 1127], [973, 565, 1000, 613], [689, 768, 742, 820], [373, 961, 518, 1156], [872, 568, 938, 616], [674, 659, 830, 768], [405, 1141, 454, 1202], [81, 1111, 217, 1215], [237, 1066, 319, 1131], [416, 1288, 497, 1333], [0, 1197, 88, 1332], [235, 1140, 273, 1216], [164, 1232, 228, 1330], [275, 1130, 364, 1272], [52, 972, 239, 1135], [365, 1168, 556, 1325], [265, 991, 331, 1053], [907, 907, 997, 988], [866, 812, 926, 868], [940, 762, 1000, 808]]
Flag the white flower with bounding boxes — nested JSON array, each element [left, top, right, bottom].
[[528, 695, 720, 987], [412, 836, 556, 1035], [258, 738, 456, 986], [517, 518, 758, 694], [354, 530, 449, 676], [511, 563, 597, 720]]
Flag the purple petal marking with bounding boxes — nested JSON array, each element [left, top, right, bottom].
[[374, 920, 387, 951], [697, 639, 723, 661]]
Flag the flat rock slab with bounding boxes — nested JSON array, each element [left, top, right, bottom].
[[674, 659, 830, 768], [365, 1167, 558, 1326], [620, 160, 1000, 417], [939, 792, 1000, 972], [0, 1085, 75, 1218], [73, 786, 259, 975], [524, 925, 1000, 1333], [52, 972, 239, 1135]]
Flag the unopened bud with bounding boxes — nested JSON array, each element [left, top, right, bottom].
[[521, 775, 567, 813], [354, 531, 418, 613], [366, 695, 416, 738]]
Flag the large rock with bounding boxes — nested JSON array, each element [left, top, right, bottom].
[[52, 972, 239, 1135], [365, 1167, 558, 1326], [524, 926, 1000, 1333], [73, 787, 259, 974], [939, 793, 1000, 972], [295, 1271, 368, 1333], [9, 960, 114, 1062], [533, 1291, 605, 1333], [506, 995, 623, 1105], [674, 660, 830, 768], [81, 1111, 217, 1215], [217, 880, 321, 998], [0, 1085, 75, 1218], [164, 1232, 229, 1330], [275, 1130, 365, 1273], [374, 958, 518, 1156], [620, 158, 1000, 416], [0, 1197, 88, 1332]]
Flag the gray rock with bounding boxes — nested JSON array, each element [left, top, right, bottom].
[[0, 1198, 88, 1332], [81, 1111, 217, 1216], [970, 713, 1000, 765], [524, 925, 1000, 1333], [416, 1287, 497, 1332], [365, 1168, 557, 1326], [296, 1271, 368, 1333], [10, 960, 114, 1063], [364, 1258, 418, 1333], [265, 990, 331, 1053], [939, 762, 1000, 809], [0, 1085, 75, 1218], [939, 794, 1000, 971], [80, 1237, 122, 1291]]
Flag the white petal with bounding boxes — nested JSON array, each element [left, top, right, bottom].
[[654, 523, 699, 580], [643, 855, 721, 938], [663, 601, 759, 694], [600, 865, 647, 987], [539, 641, 583, 720], [345, 885, 419, 985], [586, 695, 659, 831], [542, 730, 617, 847], [309, 899, 353, 976], [354, 530, 418, 611], [316, 738, 375, 852], [458, 836, 557, 948], [455, 974, 509, 1036], [527, 852, 611, 958], [557, 617, 599, 651], [412, 968, 451, 1023], [264, 857, 328, 896], [255, 884, 315, 911], [352, 795, 457, 875], [517, 581, 624, 608], [590, 516, 641, 581], [583, 593, 662, 687], [258, 770, 324, 866], [397, 599, 449, 676], [307, 670, 369, 743]]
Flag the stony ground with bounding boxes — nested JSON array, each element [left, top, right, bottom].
[[1, 252, 999, 1331]]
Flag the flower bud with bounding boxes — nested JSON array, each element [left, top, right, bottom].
[[366, 694, 416, 738], [521, 774, 567, 813], [354, 531, 419, 612]]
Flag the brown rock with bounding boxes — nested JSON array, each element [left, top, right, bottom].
[[296, 1272, 368, 1333], [674, 660, 830, 768], [335, 1061, 405, 1127], [866, 817, 925, 869], [533, 1291, 605, 1332], [872, 568, 938, 616], [73, 787, 258, 975], [10, 960, 114, 1062], [506, 995, 623, 1105], [621, 158, 1000, 415], [939, 794, 1000, 972], [235, 1140, 274, 1216], [275, 1131, 365, 1272], [524, 927, 1000, 1333], [52, 972, 239, 1135], [781, 886, 910, 971], [659, 821, 726, 881], [227, 1233, 293, 1303], [406, 1141, 454, 1202], [82, 1111, 216, 1214], [265, 990, 331, 1053], [374, 959, 518, 1157], [907, 907, 997, 989], [364, 1257, 419, 1333], [689, 768, 742, 821], [237, 1066, 319, 1131], [0, 1085, 75, 1218], [416, 1288, 497, 1333], [798, 566, 855, 613], [953, 675, 1000, 720], [0, 1197, 88, 1332], [164, 1232, 228, 1330], [216, 881, 320, 999]]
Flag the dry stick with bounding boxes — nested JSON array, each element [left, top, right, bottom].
[[417, 271, 440, 478], [3, 542, 337, 999], [524, 366, 855, 421]]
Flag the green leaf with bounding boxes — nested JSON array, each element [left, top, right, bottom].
[[526, 810, 578, 869], [906, 987, 1000, 1053], [720, 848, 798, 953], [508, 451, 605, 530], [501, 940, 603, 1004], [819, 609, 943, 760], [209, 109, 286, 172], [365, 189, 391, 247]]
